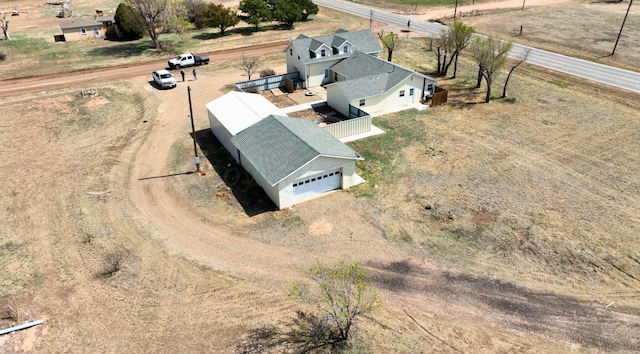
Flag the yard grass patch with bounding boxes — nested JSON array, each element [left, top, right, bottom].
[[348, 36, 640, 294]]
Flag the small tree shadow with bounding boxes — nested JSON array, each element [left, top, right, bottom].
[[236, 311, 348, 354]]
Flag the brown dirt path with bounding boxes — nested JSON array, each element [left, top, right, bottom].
[[125, 67, 409, 286], [0, 41, 288, 98]]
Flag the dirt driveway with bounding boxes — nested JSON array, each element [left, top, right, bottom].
[[2, 0, 640, 352]]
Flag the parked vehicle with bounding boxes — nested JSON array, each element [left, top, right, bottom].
[[11, 10, 19, 16], [152, 70, 177, 89], [168, 53, 209, 70]]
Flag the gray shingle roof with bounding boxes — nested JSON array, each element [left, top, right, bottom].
[[60, 18, 103, 30], [231, 115, 363, 186], [329, 51, 436, 100], [290, 29, 382, 65]]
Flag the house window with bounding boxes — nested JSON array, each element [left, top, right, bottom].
[[320, 49, 326, 57], [80, 28, 87, 35], [343, 45, 348, 53], [410, 88, 415, 96], [427, 84, 434, 93], [290, 48, 293, 56], [324, 68, 329, 78], [334, 72, 338, 81], [399, 90, 405, 97], [359, 99, 365, 107]]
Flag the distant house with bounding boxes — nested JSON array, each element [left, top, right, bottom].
[[206, 91, 287, 163], [231, 115, 364, 209], [59, 18, 103, 41], [325, 51, 438, 117], [283, 29, 383, 88], [94, 14, 117, 39]]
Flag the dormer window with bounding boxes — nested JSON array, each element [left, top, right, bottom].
[[343, 45, 349, 54], [290, 48, 293, 56], [320, 49, 326, 57]]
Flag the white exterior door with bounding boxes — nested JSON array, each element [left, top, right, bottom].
[[408, 88, 415, 104], [292, 170, 341, 201]]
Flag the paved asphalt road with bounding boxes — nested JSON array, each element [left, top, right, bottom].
[[314, 0, 640, 94]]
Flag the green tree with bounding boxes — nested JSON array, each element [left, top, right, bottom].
[[294, 0, 318, 21], [470, 36, 512, 103], [114, 3, 145, 40], [238, 0, 271, 28], [440, 20, 474, 77], [203, 3, 240, 35], [270, 0, 302, 28], [163, 0, 194, 39], [378, 30, 399, 62], [290, 261, 380, 345]]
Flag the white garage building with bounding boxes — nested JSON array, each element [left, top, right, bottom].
[[205, 91, 287, 162], [231, 115, 365, 209]]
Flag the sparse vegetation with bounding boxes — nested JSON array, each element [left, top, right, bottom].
[[259, 67, 276, 77], [2, 1, 640, 352], [237, 54, 262, 80], [96, 249, 127, 278], [289, 261, 380, 347]]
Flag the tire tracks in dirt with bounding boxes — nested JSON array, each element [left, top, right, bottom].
[[0, 40, 288, 98]]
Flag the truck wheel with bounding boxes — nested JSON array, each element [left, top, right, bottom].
[[175, 64, 181, 69]]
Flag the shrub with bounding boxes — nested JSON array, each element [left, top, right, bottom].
[[259, 68, 276, 77]]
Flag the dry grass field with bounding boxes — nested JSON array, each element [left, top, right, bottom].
[[2, 0, 640, 353], [452, 0, 640, 72]]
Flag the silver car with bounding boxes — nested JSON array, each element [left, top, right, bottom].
[[152, 70, 177, 89]]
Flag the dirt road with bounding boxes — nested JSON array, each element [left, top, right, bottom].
[[0, 41, 288, 98]]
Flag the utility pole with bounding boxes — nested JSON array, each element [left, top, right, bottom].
[[522, 0, 526, 10], [369, 9, 373, 30], [187, 86, 200, 172], [611, 0, 633, 56], [454, 0, 458, 18]]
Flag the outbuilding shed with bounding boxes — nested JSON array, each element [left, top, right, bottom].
[[231, 115, 365, 209], [205, 91, 287, 162]]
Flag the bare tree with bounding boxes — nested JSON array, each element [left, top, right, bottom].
[[502, 48, 530, 98], [289, 261, 380, 345], [238, 54, 262, 80], [378, 30, 399, 62], [125, 0, 170, 49], [470, 36, 512, 103], [1, 15, 10, 41]]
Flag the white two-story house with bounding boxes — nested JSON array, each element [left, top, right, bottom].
[[283, 29, 383, 88]]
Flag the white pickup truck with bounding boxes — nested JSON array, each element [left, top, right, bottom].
[[167, 53, 210, 70]]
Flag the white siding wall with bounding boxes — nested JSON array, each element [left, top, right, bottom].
[[326, 85, 351, 117], [353, 75, 434, 115], [208, 111, 240, 163], [237, 150, 281, 207], [277, 157, 359, 209], [306, 59, 341, 88], [286, 44, 306, 83]]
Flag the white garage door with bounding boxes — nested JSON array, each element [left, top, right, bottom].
[[292, 170, 341, 201]]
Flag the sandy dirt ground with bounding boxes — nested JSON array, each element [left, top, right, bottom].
[[2, 0, 640, 352]]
